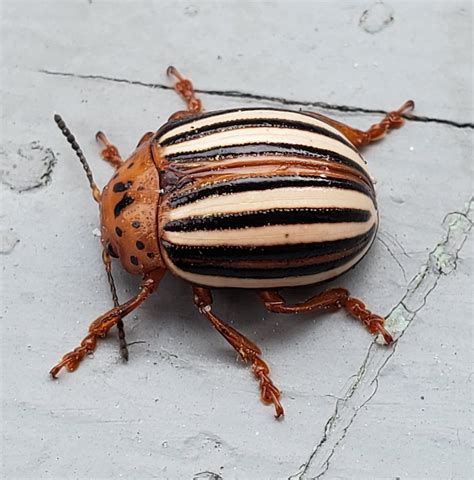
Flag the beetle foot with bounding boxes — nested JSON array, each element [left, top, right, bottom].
[[345, 298, 394, 344], [167, 65, 203, 117], [96, 131, 123, 168], [50, 332, 98, 378], [365, 99, 415, 143], [250, 355, 284, 418]]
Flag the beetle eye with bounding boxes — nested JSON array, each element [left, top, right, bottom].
[[107, 243, 119, 258]]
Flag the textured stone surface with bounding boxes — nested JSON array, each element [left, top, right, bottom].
[[1, 1, 472, 479]]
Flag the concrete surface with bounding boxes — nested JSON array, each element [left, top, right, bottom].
[[1, 1, 472, 479]]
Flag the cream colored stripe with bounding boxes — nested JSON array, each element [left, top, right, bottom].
[[158, 109, 350, 144], [163, 218, 376, 247], [162, 127, 367, 170], [168, 186, 375, 221], [163, 238, 374, 289]]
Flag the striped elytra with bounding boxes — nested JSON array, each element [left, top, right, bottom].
[[152, 108, 378, 289]]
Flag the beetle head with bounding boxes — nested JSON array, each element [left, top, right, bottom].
[[54, 115, 164, 276], [100, 140, 164, 274]]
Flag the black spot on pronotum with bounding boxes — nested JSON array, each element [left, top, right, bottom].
[[130, 255, 139, 266], [132, 221, 140, 228], [115, 227, 123, 237], [113, 181, 133, 193], [147, 252, 155, 258], [127, 162, 135, 169], [107, 243, 118, 258], [114, 193, 135, 217], [136, 240, 145, 250]]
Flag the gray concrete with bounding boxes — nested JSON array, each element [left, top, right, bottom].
[[1, 1, 472, 479]]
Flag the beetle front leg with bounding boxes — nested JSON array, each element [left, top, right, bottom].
[[258, 288, 393, 344], [304, 100, 414, 148], [96, 131, 123, 168], [50, 270, 165, 378], [193, 287, 284, 418], [167, 66, 203, 120]]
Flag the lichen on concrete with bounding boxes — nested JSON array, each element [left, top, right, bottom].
[[381, 303, 409, 339]]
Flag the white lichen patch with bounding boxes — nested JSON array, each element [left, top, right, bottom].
[[377, 304, 410, 344], [445, 211, 472, 234], [431, 244, 456, 274], [430, 211, 473, 274]]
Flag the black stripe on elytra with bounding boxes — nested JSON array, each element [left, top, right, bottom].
[[164, 208, 371, 232], [161, 224, 376, 263], [159, 117, 356, 151], [164, 143, 369, 178], [155, 109, 234, 139], [169, 175, 374, 208], [155, 107, 350, 141], [171, 246, 366, 279], [155, 108, 295, 140], [114, 193, 135, 217]]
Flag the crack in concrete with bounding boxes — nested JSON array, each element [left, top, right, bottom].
[[193, 471, 223, 480], [376, 236, 408, 282], [39, 69, 474, 129], [378, 229, 410, 259], [288, 197, 473, 479]]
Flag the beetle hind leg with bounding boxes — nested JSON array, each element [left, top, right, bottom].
[[305, 100, 415, 148], [193, 287, 284, 418], [258, 288, 393, 344], [96, 131, 123, 168], [167, 66, 203, 120]]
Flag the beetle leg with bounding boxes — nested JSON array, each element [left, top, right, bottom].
[[258, 288, 393, 344], [303, 100, 415, 148], [136, 131, 154, 148], [102, 249, 129, 362], [193, 287, 284, 418], [96, 131, 123, 168], [50, 270, 165, 378], [167, 66, 203, 120]]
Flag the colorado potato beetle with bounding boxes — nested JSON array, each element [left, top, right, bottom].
[[51, 66, 414, 418]]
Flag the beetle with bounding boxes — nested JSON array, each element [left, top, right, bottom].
[[51, 66, 414, 418]]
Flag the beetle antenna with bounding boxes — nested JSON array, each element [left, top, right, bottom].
[[54, 114, 101, 203]]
